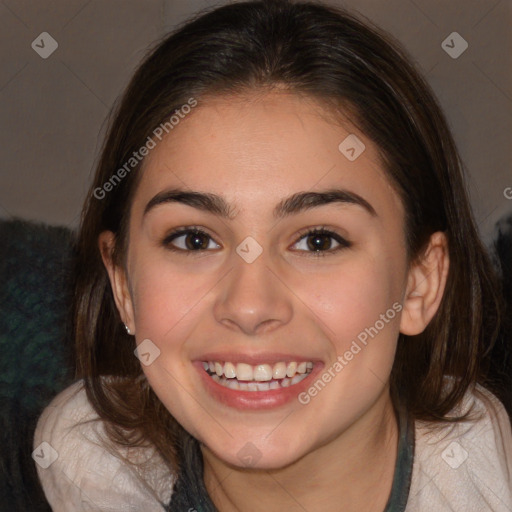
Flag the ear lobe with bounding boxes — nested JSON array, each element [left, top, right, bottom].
[[400, 231, 449, 336], [98, 231, 136, 334]]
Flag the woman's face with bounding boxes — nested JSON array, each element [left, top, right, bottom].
[[112, 91, 411, 469]]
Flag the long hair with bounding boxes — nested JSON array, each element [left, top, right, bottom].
[[72, 0, 506, 486]]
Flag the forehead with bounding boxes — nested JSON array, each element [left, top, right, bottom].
[[133, 91, 403, 221]]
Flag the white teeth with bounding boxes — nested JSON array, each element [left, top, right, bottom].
[[273, 362, 287, 379], [253, 364, 273, 381], [236, 363, 253, 381], [210, 373, 308, 390], [206, 362, 314, 391], [227, 379, 239, 390], [291, 373, 308, 385], [224, 362, 236, 378], [202, 359, 315, 387], [286, 362, 297, 378]]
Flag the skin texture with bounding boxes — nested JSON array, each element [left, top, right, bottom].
[[100, 91, 449, 511]]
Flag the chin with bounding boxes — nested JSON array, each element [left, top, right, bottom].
[[202, 434, 311, 471]]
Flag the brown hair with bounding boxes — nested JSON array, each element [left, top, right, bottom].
[[73, 0, 506, 476]]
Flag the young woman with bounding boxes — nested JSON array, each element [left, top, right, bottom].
[[34, 1, 512, 510]]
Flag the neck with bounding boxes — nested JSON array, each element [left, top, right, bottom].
[[202, 387, 399, 512]]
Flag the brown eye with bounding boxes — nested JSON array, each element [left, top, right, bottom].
[[306, 233, 335, 251], [163, 228, 220, 253], [292, 228, 351, 256]]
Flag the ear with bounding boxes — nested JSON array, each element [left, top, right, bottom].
[[400, 231, 449, 336], [98, 231, 136, 335]]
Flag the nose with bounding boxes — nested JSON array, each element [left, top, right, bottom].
[[213, 249, 293, 336]]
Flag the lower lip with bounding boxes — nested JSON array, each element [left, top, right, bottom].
[[194, 362, 324, 410]]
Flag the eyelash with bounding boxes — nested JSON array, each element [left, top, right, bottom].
[[294, 226, 352, 256], [162, 225, 351, 258]]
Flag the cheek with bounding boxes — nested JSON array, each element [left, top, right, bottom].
[[128, 259, 211, 414], [301, 252, 403, 359], [128, 256, 212, 349], [293, 254, 403, 421]]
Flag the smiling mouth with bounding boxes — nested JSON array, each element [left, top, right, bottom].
[[201, 360, 314, 391]]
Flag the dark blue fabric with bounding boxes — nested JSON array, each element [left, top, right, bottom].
[[0, 218, 75, 511]]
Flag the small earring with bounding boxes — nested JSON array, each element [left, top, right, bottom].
[[124, 323, 132, 335]]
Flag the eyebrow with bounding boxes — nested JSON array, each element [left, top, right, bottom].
[[143, 187, 377, 219]]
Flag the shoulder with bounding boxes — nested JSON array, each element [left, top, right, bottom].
[[407, 382, 512, 511], [33, 379, 175, 511]]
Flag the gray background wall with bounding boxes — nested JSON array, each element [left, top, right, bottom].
[[0, 0, 511, 244]]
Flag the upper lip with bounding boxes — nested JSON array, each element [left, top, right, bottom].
[[194, 352, 322, 365]]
